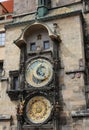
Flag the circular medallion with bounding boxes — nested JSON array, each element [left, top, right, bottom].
[[25, 58, 53, 87], [26, 96, 52, 124]]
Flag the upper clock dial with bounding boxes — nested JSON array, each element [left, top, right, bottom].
[[25, 58, 53, 87]]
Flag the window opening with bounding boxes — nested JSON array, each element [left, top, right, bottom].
[[0, 32, 5, 46], [13, 76, 19, 90], [9, 71, 19, 90], [30, 42, 36, 51], [43, 41, 50, 50], [0, 62, 3, 75]]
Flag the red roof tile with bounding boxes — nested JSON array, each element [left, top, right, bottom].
[[1, 0, 13, 13]]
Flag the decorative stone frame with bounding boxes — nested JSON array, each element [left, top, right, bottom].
[[13, 22, 61, 130]]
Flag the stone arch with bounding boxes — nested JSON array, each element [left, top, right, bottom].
[[14, 22, 60, 48], [23, 22, 59, 43]]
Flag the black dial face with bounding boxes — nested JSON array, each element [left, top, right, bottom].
[[25, 96, 52, 124], [25, 58, 53, 88]]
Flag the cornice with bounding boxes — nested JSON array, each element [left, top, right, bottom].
[[5, 10, 82, 29]]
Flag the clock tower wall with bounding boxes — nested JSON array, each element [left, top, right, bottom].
[[2, 12, 86, 130]]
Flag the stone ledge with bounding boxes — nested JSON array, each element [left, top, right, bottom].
[[84, 10, 89, 14], [23, 124, 53, 129], [66, 69, 85, 74], [71, 109, 89, 118], [0, 115, 12, 121], [0, 77, 8, 82]]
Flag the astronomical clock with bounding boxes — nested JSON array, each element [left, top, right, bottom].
[[10, 22, 60, 130]]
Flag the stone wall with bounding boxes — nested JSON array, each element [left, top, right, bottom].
[[4, 27, 22, 76], [52, 0, 81, 8], [0, 0, 88, 128], [0, 13, 86, 129], [14, 0, 37, 15], [13, 0, 81, 15]]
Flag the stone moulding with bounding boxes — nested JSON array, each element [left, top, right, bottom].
[[5, 9, 82, 29]]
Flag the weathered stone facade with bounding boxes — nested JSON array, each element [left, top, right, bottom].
[[0, 0, 89, 130]]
